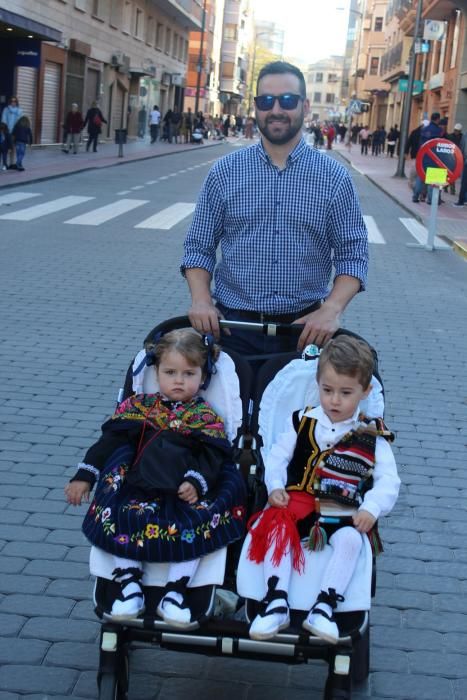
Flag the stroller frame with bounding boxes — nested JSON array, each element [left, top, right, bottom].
[[93, 317, 380, 700]]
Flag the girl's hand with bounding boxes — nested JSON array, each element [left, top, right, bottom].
[[65, 480, 91, 506], [178, 481, 198, 504], [268, 489, 289, 508], [353, 509, 376, 533]]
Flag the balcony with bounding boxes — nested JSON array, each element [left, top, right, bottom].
[[393, 0, 412, 21], [380, 40, 403, 75], [151, 0, 202, 31]]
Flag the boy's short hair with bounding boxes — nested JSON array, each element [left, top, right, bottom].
[[317, 335, 374, 389]]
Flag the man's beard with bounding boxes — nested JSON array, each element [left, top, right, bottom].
[[257, 112, 304, 145]]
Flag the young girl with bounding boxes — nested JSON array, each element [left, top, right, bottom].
[[65, 329, 246, 626], [246, 335, 400, 643], [12, 115, 32, 171]]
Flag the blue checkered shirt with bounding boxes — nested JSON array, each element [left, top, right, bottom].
[[181, 138, 368, 314]]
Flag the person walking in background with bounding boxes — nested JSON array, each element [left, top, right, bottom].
[[12, 115, 32, 171], [184, 107, 193, 143], [0, 122, 11, 171], [386, 126, 398, 158], [148, 105, 161, 143], [62, 103, 84, 154], [452, 128, 467, 208], [170, 106, 182, 144], [83, 101, 107, 153], [371, 126, 381, 156], [446, 124, 463, 196], [412, 113, 443, 204], [1, 96, 23, 169], [360, 126, 369, 155], [137, 105, 147, 138]]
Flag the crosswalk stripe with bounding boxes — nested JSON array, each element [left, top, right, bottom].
[[135, 202, 196, 230], [0, 191, 41, 206], [363, 215, 386, 244], [0, 195, 94, 221], [64, 199, 149, 226], [399, 217, 450, 249]]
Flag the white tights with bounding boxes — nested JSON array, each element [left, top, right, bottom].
[[112, 555, 200, 586]]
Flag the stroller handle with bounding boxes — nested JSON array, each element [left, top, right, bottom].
[[219, 319, 304, 337]]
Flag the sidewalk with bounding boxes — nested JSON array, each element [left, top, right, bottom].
[[333, 140, 467, 254], [0, 136, 224, 189]]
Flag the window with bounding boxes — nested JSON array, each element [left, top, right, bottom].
[[314, 92, 321, 103], [165, 27, 171, 54], [135, 7, 144, 39], [110, 0, 122, 28], [326, 93, 335, 103], [327, 73, 338, 83], [173, 33, 178, 58], [156, 22, 164, 49], [450, 10, 461, 69], [75, 0, 86, 10], [370, 56, 379, 75], [315, 72, 323, 82], [224, 25, 237, 40], [374, 17, 383, 31], [146, 16, 154, 45], [122, 1, 132, 34]]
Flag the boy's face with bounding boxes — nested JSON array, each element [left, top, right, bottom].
[[318, 364, 371, 423], [156, 350, 203, 402]]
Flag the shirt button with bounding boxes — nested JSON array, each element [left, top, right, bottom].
[[331, 428, 335, 432]]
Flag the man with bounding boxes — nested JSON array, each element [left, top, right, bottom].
[[412, 113, 443, 204], [148, 105, 161, 143], [181, 61, 368, 355], [62, 103, 83, 154], [446, 124, 463, 196], [453, 126, 467, 208], [1, 96, 23, 168], [138, 105, 147, 138]]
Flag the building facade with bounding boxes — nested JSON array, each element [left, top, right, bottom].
[[219, 0, 251, 115], [306, 56, 345, 122], [0, 0, 202, 143]]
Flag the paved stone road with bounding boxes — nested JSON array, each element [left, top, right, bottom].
[[0, 145, 466, 700]]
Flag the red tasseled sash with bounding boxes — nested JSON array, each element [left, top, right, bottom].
[[247, 507, 305, 573]]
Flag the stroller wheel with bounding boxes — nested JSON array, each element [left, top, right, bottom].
[[351, 623, 370, 683], [99, 673, 121, 700]]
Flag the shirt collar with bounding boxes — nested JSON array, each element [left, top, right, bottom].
[[257, 136, 307, 166], [307, 404, 361, 429]]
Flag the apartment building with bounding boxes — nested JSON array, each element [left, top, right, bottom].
[[0, 0, 202, 143], [306, 57, 345, 122], [219, 0, 251, 115]]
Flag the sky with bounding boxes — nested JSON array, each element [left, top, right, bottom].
[[252, 0, 351, 65]]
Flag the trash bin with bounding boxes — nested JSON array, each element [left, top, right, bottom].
[[114, 128, 127, 144]]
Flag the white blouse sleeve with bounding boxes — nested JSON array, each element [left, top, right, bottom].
[[264, 413, 300, 494], [360, 436, 400, 519]]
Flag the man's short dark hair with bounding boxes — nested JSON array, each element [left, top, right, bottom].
[[431, 112, 440, 122], [256, 61, 306, 98]]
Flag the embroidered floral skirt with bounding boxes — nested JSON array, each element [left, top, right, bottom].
[[82, 445, 247, 562]]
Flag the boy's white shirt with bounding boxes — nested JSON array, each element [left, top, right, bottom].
[[264, 405, 400, 520]]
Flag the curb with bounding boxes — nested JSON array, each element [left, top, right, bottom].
[[0, 140, 225, 189]]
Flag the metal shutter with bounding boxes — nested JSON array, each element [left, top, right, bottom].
[[41, 62, 61, 143], [16, 66, 37, 135]]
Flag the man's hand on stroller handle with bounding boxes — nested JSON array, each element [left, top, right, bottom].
[[65, 480, 91, 506], [268, 489, 290, 508], [178, 481, 199, 504], [352, 509, 376, 533], [188, 299, 227, 339], [294, 305, 341, 351]]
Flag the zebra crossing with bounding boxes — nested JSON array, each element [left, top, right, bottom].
[[0, 190, 453, 245]]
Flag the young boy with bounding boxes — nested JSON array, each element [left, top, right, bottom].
[[247, 334, 400, 642]]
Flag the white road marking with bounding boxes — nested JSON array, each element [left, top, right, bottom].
[[159, 175, 169, 180], [0, 195, 94, 221], [135, 202, 196, 230], [145, 180, 158, 184], [117, 190, 131, 195], [363, 215, 386, 244], [399, 217, 450, 249], [131, 185, 145, 190], [64, 199, 148, 226], [0, 192, 41, 206]]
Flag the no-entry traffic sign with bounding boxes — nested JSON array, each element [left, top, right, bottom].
[[416, 138, 464, 184]]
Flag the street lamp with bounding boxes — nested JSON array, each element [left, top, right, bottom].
[[395, 0, 424, 177]]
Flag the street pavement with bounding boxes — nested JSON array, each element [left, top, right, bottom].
[[0, 139, 466, 700]]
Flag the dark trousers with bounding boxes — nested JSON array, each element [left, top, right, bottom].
[[150, 124, 159, 143], [457, 162, 467, 205], [361, 139, 368, 155], [86, 132, 98, 152]]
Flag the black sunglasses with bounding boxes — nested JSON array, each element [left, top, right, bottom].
[[254, 93, 303, 111]]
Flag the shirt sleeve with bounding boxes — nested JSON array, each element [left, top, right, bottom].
[[328, 170, 368, 290], [359, 436, 400, 519], [264, 413, 300, 494], [180, 166, 225, 276]]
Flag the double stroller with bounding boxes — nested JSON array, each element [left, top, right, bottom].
[[92, 316, 385, 700]]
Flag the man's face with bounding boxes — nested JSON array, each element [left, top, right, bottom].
[[255, 73, 308, 146]]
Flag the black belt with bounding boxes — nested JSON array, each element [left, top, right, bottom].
[[219, 301, 321, 324]]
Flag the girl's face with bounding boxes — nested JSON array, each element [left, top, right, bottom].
[[318, 364, 371, 424], [156, 350, 203, 402]]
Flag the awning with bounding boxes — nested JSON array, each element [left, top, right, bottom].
[[129, 67, 156, 78], [0, 7, 61, 41]]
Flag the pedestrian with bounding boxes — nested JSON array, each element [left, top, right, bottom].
[[222, 115, 230, 138], [182, 61, 368, 357], [359, 126, 369, 155], [1, 96, 23, 168], [184, 107, 193, 143], [83, 101, 107, 153], [371, 126, 381, 156], [446, 123, 463, 196], [452, 127, 467, 208], [11, 115, 32, 171], [137, 105, 147, 138], [62, 103, 84, 154], [65, 328, 246, 626], [412, 113, 443, 204], [244, 335, 400, 642], [0, 122, 11, 171], [379, 125, 387, 154], [386, 126, 398, 157], [148, 105, 161, 143], [326, 123, 335, 150], [169, 106, 182, 144]]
